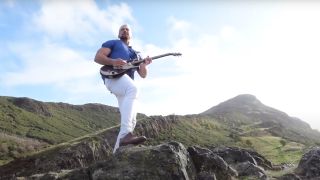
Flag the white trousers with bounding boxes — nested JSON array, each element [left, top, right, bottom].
[[104, 75, 138, 153]]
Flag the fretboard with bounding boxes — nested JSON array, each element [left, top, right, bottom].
[[131, 53, 177, 65]]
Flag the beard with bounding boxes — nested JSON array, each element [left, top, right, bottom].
[[119, 35, 130, 44], [120, 36, 129, 41], [119, 32, 130, 40]]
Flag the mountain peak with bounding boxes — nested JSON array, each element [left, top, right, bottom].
[[223, 94, 262, 106], [200, 94, 320, 144], [201, 94, 263, 115]]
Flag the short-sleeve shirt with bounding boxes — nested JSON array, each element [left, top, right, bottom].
[[102, 39, 138, 79]]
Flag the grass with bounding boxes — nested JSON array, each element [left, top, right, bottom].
[[0, 96, 121, 165], [146, 116, 235, 147], [241, 136, 304, 164], [266, 165, 297, 179]]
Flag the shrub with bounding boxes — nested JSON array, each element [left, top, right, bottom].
[[246, 139, 253, 147], [280, 139, 287, 147]]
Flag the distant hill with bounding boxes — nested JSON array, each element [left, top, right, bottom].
[[201, 94, 320, 144]]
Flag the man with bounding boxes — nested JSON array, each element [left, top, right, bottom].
[[94, 24, 152, 153]]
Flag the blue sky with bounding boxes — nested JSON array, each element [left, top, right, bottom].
[[1, 0, 320, 131]]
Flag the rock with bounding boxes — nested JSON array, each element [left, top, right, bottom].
[[277, 173, 301, 180], [210, 146, 269, 179], [197, 171, 217, 180], [295, 146, 320, 179], [187, 146, 238, 180], [0, 137, 112, 179], [211, 146, 273, 170], [89, 141, 197, 180], [10, 97, 52, 117], [233, 161, 267, 180]]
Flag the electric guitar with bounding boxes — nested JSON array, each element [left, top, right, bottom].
[[100, 52, 182, 79]]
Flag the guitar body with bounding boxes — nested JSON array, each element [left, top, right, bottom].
[[100, 65, 129, 79], [100, 52, 181, 79]]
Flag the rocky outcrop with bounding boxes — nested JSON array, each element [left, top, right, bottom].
[[1, 141, 275, 180], [211, 146, 272, 179], [188, 146, 238, 180], [0, 136, 113, 179], [9, 97, 52, 117], [88, 141, 197, 180], [3, 141, 320, 180], [212, 146, 273, 170], [135, 115, 179, 138]]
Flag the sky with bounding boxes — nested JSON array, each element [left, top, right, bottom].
[[1, 0, 320, 131]]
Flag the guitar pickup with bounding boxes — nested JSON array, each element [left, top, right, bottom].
[[113, 64, 139, 70]]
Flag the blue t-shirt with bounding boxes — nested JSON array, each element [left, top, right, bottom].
[[102, 39, 138, 79]]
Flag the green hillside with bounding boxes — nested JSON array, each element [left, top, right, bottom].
[[1, 94, 319, 170], [0, 96, 122, 164]]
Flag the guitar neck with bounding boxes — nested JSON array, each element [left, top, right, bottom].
[[152, 53, 173, 60], [132, 53, 173, 65]]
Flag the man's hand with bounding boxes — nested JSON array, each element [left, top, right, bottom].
[[112, 58, 127, 67], [141, 56, 152, 67], [138, 56, 152, 78]]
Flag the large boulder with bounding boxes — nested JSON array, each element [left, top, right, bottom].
[[187, 146, 238, 180], [211, 146, 273, 170], [0, 136, 112, 179], [295, 146, 320, 179], [89, 141, 197, 180], [26, 141, 196, 180]]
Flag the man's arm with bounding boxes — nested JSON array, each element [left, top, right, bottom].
[[94, 47, 127, 66], [138, 57, 152, 78]]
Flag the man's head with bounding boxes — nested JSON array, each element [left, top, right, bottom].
[[118, 24, 131, 42]]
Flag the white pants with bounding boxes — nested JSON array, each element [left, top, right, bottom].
[[104, 74, 138, 153]]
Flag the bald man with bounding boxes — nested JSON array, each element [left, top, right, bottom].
[[94, 24, 152, 153]]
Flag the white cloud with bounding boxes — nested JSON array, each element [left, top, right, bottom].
[[137, 13, 320, 133], [220, 26, 235, 41], [136, 18, 235, 115], [168, 16, 191, 32], [3, 41, 98, 87], [32, 1, 135, 44], [167, 17, 192, 41], [2, 0, 15, 8], [1, 1, 137, 95]]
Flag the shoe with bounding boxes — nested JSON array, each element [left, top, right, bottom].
[[119, 132, 147, 146]]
